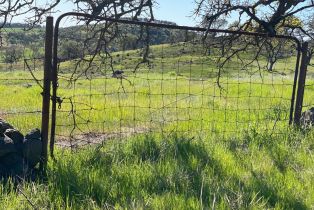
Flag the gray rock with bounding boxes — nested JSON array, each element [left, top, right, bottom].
[[0, 126, 42, 177], [0, 163, 6, 173], [4, 129, 24, 153], [0, 135, 16, 158], [1, 153, 26, 175], [300, 107, 314, 129], [23, 130, 42, 167], [24, 128, 41, 141], [0, 119, 14, 135]]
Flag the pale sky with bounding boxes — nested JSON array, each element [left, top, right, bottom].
[[154, 0, 198, 26], [13, 0, 199, 27]]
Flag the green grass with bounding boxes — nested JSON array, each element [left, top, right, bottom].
[[0, 69, 301, 137], [1, 130, 314, 209], [0, 42, 314, 209], [0, 70, 43, 133], [0, 45, 311, 134], [49, 42, 313, 139]]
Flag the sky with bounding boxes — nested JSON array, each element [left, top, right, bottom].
[[12, 0, 199, 27], [10, 1, 311, 28], [153, 0, 198, 26]]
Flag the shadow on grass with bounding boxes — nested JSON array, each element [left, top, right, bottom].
[[47, 134, 309, 209]]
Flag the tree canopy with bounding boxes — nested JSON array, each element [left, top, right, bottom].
[[193, 0, 314, 72], [0, 0, 154, 28], [1, 1, 313, 39], [194, 0, 314, 39], [1, 0, 313, 70]]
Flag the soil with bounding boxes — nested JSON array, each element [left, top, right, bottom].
[[55, 126, 151, 148]]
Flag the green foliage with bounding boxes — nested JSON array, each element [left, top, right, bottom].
[[0, 23, 192, 61], [59, 40, 82, 61], [2, 45, 23, 64], [5, 29, 44, 46]]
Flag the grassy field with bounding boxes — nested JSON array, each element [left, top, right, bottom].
[[1, 42, 313, 137], [0, 42, 314, 209], [0, 131, 314, 209]]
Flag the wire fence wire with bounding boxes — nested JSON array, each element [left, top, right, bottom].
[[0, 56, 44, 132], [303, 63, 314, 110], [0, 22, 46, 134], [53, 22, 299, 147]]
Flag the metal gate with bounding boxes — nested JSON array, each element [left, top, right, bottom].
[[39, 13, 309, 166]]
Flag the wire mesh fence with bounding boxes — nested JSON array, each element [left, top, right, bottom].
[[52, 19, 300, 148], [0, 23, 46, 134], [0, 57, 44, 132], [303, 64, 314, 109]]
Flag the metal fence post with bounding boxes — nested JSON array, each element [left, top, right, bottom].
[[294, 42, 309, 125], [50, 15, 62, 160], [40, 16, 53, 171]]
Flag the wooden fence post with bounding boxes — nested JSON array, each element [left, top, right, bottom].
[[40, 16, 53, 171], [294, 42, 309, 125]]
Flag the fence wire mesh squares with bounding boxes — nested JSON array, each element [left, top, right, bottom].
[[303, 65, 314, 109], [0, 57, 44, 132], [53, 21, 299, 147]]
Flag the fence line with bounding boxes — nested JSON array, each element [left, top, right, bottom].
[[48, 16, 302, 151], [0, 56, 44, 133]]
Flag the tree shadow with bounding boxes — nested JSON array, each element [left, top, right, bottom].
[[46, 134, 308, 209]]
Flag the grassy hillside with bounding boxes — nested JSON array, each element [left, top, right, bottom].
[[0, 22, 187, 63], [0, 43, 309, 136], [0, 42, 313, 209]]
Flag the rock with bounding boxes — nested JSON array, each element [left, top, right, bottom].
[[0, 119, 14, 135], [0, 135, 16, 158], [300, 107, 314, 129], [0, 153, 26, 175], [0, 163, 6, 175], [0, 126, 42, 177], [5, 129, 24, 144], [25, 128, 41, 140], [4, 129, 24, 153], [23, 129, 42, 167], [23, 83, 32, 88], [23, 139, 42, 167], [0, 162, 5, 168]]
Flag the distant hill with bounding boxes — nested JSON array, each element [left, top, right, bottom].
[[0, 22, 42, 28], [1, 20, 196, 61]]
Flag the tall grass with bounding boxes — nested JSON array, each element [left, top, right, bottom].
[[1, 129, 314, 209]]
